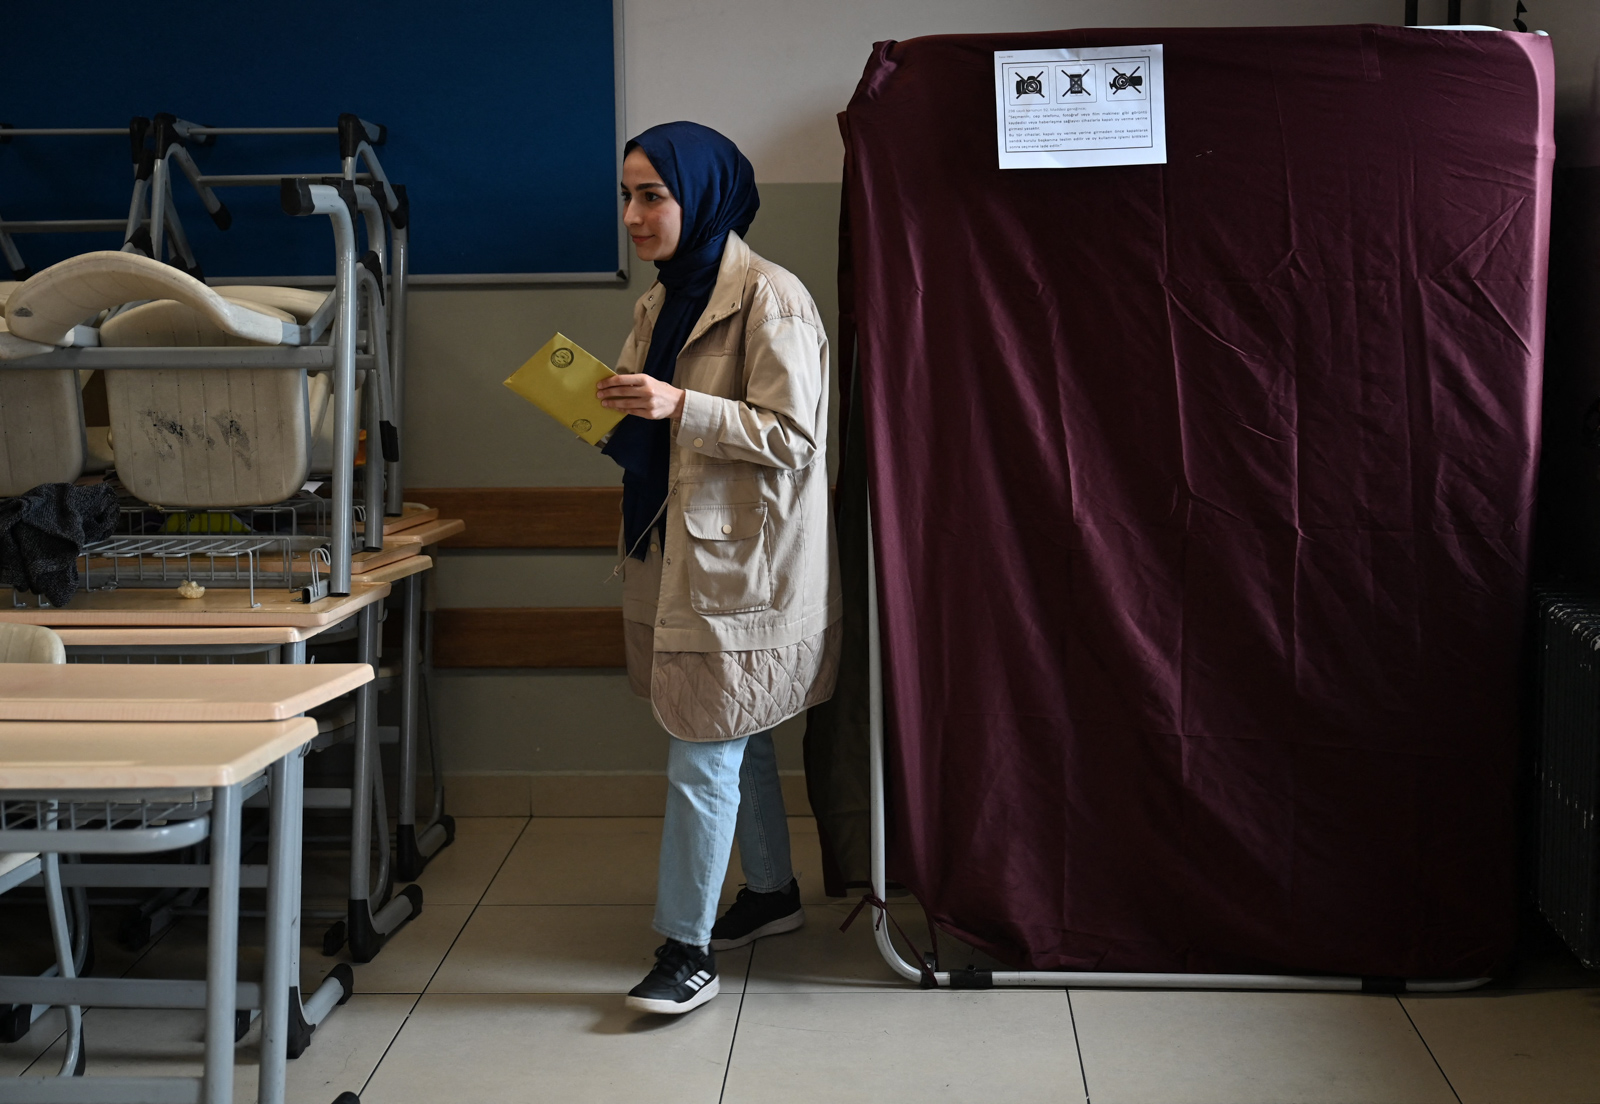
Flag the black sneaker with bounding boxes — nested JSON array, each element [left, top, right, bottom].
[[625, 939, 719, 1015], [710, 879, 805, 951]]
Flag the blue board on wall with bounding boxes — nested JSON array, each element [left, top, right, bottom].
[[0, 0, 623, 281]]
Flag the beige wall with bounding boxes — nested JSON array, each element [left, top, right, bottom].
[[409, 0, 1584, 792]]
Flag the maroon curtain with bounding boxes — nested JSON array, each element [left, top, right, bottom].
[[838, 25, 1553, 976]]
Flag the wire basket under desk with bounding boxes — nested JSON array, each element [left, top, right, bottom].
[[0, 790, 217, 855], [68, 491, 337, 605], [75, 532, 332, 606]]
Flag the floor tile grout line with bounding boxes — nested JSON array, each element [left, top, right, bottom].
[[1394, 995, 1463, 1104], [410, 817, 533, 995], [358, 816, 532, 1098], [356, 992, 425, 1099], [718, 936, 757, 1104], [1065, 988, 1091, 1104]]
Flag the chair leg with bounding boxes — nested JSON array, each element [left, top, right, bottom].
[[339, 600, 421, 963], [40, 852, 83, 1077]]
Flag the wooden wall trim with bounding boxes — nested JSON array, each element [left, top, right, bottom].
[[433, 607, 625, 668], [407, 487, 620, 549]]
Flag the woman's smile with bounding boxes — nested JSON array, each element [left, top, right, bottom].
[[620, 147, 683, 261]]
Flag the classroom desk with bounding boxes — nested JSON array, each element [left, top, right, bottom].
[[2, 556, 451, 929], [393, 517, 464, 548], [0, 664, 369, 1104], [351, 553, 432, 586], [0, 582, 390, 628], [55, 624, 337, 666], [0, 664, 371, 721], [307, 536, 421, 576], [358, 503, 437, 537], [53, 625, 325, 647]]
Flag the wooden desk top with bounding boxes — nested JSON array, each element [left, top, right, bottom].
[[352, 554, 433, 586], [0, 663, 371, 722], [54, 624, 330, 646], [296, 536, 420, 575], [402, 518, 465, 547], [0, 717, 319, 788], [358, 503, 439, 537], [0, 582, 389, 627]]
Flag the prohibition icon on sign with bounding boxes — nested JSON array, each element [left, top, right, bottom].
[[1108, 65, 1144, 95]]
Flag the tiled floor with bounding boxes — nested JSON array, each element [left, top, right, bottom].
[[4, 815, 1599, 1103]]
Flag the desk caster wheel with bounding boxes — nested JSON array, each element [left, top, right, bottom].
[[322, 920, 347, 957], [235, 1009, 253, 1042]]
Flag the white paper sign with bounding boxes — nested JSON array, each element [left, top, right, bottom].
[[994, 45, 1166, 169]]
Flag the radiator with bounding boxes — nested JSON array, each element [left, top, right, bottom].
[[1535, 592, 1600, 968]]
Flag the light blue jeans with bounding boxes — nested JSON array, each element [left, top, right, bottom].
[[654, 729, 793, 947]]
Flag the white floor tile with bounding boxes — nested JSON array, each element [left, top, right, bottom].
[[484, 818, 744, 906], [360, 993, 736, 1104], [409, 817, 527, 905], [485, 818, 664, 906], [723, 991, 1085, 1103], [1404, 989, 1600, 1104], [428, 904, 749, 995], [745, 900, 927, 992], [1071, 990, 1457, 1104]]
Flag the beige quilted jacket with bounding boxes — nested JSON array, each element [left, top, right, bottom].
[[618, 233, 841, 741]]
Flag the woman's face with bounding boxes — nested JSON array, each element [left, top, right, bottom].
[[621, 148, 682, 262]]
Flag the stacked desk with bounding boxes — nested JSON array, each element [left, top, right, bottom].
[[0, 507, 466, 978], [0, 663, 370, 1104]]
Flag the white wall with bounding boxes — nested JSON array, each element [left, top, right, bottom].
[[623, 0, 1504, 183]]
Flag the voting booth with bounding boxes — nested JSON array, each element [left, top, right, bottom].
[[810, 24, 1554, 982]]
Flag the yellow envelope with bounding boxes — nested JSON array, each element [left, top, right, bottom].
[[503, 333, 625, 446]]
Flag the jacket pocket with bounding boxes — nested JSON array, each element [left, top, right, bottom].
[[681, 500, 772, 614]]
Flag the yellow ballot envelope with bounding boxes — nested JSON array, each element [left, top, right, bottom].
[[503, 333, 625, 446]]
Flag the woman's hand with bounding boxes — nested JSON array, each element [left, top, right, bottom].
[[597, 374, 686, 421]]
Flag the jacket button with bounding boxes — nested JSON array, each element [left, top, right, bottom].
[[664, 557, 671, 566], [659, 618, 667, 626], [693, 437, 705, 448], [721, 524, 733, 534]]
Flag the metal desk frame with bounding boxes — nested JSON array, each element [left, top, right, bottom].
[[0, 735, 355, 1103]]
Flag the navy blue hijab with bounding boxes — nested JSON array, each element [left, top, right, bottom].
[[605, 122, 759, 559]]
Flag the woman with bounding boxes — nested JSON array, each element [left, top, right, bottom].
[[596, 121, 841, 1015]]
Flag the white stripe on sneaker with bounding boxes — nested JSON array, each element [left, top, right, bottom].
[[626, 974, 721, 1015]]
